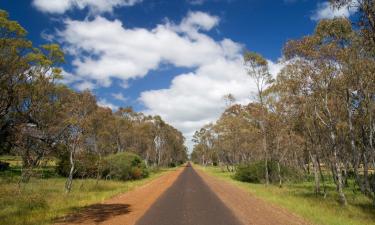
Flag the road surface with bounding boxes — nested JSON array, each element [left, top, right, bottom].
[[135, 164, 242, 225], [56, 164, 308, 225]]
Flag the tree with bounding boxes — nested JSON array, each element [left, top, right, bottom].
[[0, 10, 32, 154], [63, 91, 97, 193], [244, 51, 274, 185]]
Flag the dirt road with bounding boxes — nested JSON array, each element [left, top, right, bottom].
[[57, 165, 308, 225]]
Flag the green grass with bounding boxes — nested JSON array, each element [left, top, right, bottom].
[[0, 156, 177, 225], [197, 165, 375, 225]]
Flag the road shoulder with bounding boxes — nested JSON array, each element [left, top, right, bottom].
[[55, 167, 184, 225], [195, 166, 310, 225]]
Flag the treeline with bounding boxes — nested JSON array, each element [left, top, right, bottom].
[[0, 10, 187, 192], [192, 1, 375, 205]]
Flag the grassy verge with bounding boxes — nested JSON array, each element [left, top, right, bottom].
[[196, 165, 375, 225], [0, 158, 177, 225]]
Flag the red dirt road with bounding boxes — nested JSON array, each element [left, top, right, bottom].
[[57, 165, 309, 225], [55, 168, 183, 225]]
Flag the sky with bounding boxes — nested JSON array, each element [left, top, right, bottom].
[[0, 0, 356, 150]]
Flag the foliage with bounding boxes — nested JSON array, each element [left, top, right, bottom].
[[56, 150, 99, 178], [234, 161, 302, 184], [103, 152, 149, 181], [0, 9, 187, 192], [192, 15, 375, 206], [0, 163, 174, 225]]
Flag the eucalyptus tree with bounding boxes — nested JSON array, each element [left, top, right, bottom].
[[281, 18, 358, 205], [63, 91, 97, 192], [0, 10, 35, 153], [244, 51, 274, 185]]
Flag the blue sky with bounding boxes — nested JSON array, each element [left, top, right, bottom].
[[0, 0, 356, 148]]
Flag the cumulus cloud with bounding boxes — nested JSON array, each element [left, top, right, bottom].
[[58, 11, 279, 150], [140, 59, 255, 143], [75, 80, 95, 91], [98, 98, 119, 111], [32, 0, 142, 14], [179, 11, 219, 32], [112, 93, 128, 102], [58, 11, 225, 86], [311, 1, 357, 21]]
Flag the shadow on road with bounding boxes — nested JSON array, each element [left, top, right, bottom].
[[55, 203, 131, 224]]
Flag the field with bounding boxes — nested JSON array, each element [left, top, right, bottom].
[[197, 165, 375, 225], [0, 156, 176, 225]]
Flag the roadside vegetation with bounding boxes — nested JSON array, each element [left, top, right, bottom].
[[191, 0, 375, 214], [0, 9, 187, 225], [199, 165, 375, 225], [0, 155, 177, 225]]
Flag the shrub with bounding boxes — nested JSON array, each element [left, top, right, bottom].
[[103, 152, 148, 181], [56, 151, 100, 178], [234, 160, 302, 184]]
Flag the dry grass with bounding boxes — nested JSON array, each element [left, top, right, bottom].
[[0, 156, 176, 225]]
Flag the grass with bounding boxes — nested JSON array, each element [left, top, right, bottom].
[[0, 156, 178, 225], [197, 165, 375, 225]]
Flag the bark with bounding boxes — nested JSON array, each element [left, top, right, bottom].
[[319, 94, 347, 205], [346, 89, 365, 192], [65, 139, 77, 193], [317, 156, 327, 197], [332, 141, 347, 205], [261, 122, 269, 186], [277, 161, 282, 188], [310, 152, 321, 194], [363, 149, 371, 194]]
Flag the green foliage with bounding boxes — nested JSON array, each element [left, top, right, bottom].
[[56, 151, 100, 178], [234, 161, 302, 184], [103, 152, 149, 181]]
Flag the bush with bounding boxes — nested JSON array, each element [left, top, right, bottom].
[[103, 152, 148, 181], [234, 161, 302, 184], [56, 151, 100, 178]]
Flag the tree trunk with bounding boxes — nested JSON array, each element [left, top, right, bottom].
[[332, 141, 347, 205], [310, 152, 320, 194], [317, 156, 327, 197], [277, 161, 282, 188], [65, 141, 77, 193], [321, 94, 347, 205], [346, 90, 366, 193], [363, 149, 371, 195], [261, 123, 269, 186]]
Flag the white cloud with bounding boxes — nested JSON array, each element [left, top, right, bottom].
[[267, 59, 283, 78], [59, 12, 224, 86], [179, 11, 219, 32], [311, 1, 357, 21], [140, 58, 255, 142], [32, 0, 142, 15], [98, 98, 119, 111], [112, 93, 128, 102], [75, 80, 95, 91], [58, 11, 279, 150]]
